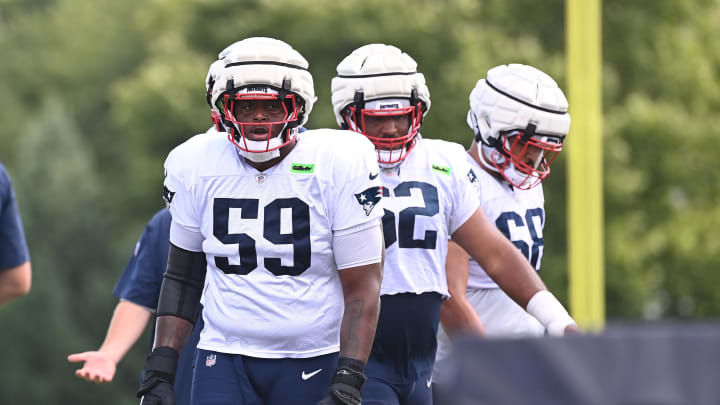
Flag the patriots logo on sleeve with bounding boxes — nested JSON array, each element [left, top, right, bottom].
[[163, 185, 176, 206], [467, 169, 481, 192], [354, 186, 382, 216], [467, 168, 478, 184]]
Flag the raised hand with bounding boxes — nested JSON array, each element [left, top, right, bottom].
[[67, 351, 117, 383]]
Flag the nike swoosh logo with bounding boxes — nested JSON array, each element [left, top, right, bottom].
[[426, 377, 432, 388], [301, 369, 322, 380], [369, 172, 379, 180]]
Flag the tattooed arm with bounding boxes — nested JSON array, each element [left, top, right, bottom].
[[337, 260, 383, 362], [315, 225, 383, 405]]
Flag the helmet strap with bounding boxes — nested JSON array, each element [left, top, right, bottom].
[[410, 88, 420, 113], [353, 91, 365, 130], [522, 123, 537, 143], [278, 78, 296, 142]]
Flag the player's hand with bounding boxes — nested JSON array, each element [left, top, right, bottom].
[[137, 347, 178, 405], [316, 357, 366, 405], [564, 324, 581, 335], [138, 380, 175, 405], [316, 382, 362, 405], [67, 351, 117, 383]]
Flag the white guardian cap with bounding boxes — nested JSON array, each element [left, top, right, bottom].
[[468, 64, 571, 189], [211, 37, 316, 162], [331, 44, 430, 167]]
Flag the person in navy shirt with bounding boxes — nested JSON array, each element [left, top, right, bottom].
[[0, 162, 31, 307], [68, 208, 204, 405], [67, 40, 246, 402]]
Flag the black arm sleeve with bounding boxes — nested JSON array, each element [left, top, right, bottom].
[[156, 243, 207, 323]]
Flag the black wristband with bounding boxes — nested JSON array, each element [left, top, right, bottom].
[[332, 357, 366, 390], [144, 346, 179, 385]]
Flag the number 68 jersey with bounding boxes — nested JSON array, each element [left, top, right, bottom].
[[466, 155, 546, 290], [163, 129, 384, 359]]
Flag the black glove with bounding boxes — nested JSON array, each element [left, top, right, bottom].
[[316, 357, 367, 405], [137, 347, 179, 405]]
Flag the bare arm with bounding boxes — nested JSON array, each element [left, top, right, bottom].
[[152, 315, 194, 352], [67, 300, 152, 383], [452, 208, 576, 335], [337, 260, 383, 363], [439, 241, 485, 337], [0, 261, 31, 306], [452, 207, 545, 309]]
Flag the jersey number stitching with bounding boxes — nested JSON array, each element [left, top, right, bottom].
[[495, 208, 544, 269], [213, 197, 311, 276], [381, 181, 440, 249]]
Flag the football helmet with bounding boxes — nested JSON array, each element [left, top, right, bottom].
[[467, 64, 570, 189], [205, 41, 248, 131], [205, 59, 225, 131], [211, 37, 316, 162], [331, 44, 430, 168]]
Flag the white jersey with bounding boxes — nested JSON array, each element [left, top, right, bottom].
[[163, 129, 384, 358], [466, 155, 545, 290], [380, 137, 480, 297]]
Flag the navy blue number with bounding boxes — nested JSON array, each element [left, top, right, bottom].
[[214, 198, 258, 275], [263, 198, 311, 276], [213, 197, 311, 276], [495, 212, 530, 259], [380, 187, 397, 248], [381, 181, 439, 249], [525, 208, 544, 268], [495, 208, 545, 269]]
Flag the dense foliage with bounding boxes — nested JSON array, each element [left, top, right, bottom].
[[1, 0, 718, 403]]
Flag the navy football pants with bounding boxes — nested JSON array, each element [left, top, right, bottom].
[[361, 292, 442, 405], [191, 349, 338, 405]]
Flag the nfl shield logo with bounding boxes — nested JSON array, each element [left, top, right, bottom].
[[205, 354, 216, 367], [256, 174, 267, 184]]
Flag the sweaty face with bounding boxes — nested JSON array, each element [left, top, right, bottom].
[[232, 99, 288, 141]]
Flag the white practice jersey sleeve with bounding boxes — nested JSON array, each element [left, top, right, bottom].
[[330, 132, 385, 233], [164, 134, 208, 251], [161, 129, 384, 358], [333, 223, 383, 269], [465, 155, 546, 290], [379, 137, 480, 297]]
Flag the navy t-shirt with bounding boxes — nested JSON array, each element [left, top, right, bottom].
[[113, 208, 204, 405], [0, 163, 29, 271]]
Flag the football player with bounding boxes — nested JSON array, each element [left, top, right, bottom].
[[0, 162, 31, 307], [67, 43, 244, 404], [331, 45, 576, 405], [137, 37, 385, 405], [433, 64, 573, 390]]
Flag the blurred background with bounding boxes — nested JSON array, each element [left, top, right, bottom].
[[0, 0, 718, 403]]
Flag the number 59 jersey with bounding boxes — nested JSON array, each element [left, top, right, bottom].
[[379, 137, 481, 297], [163, 129, 384, 359], [466, 155, 546, 290]]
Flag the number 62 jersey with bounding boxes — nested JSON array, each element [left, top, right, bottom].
[[379, 137, 481, 297], [163, 129, 384, 359]]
